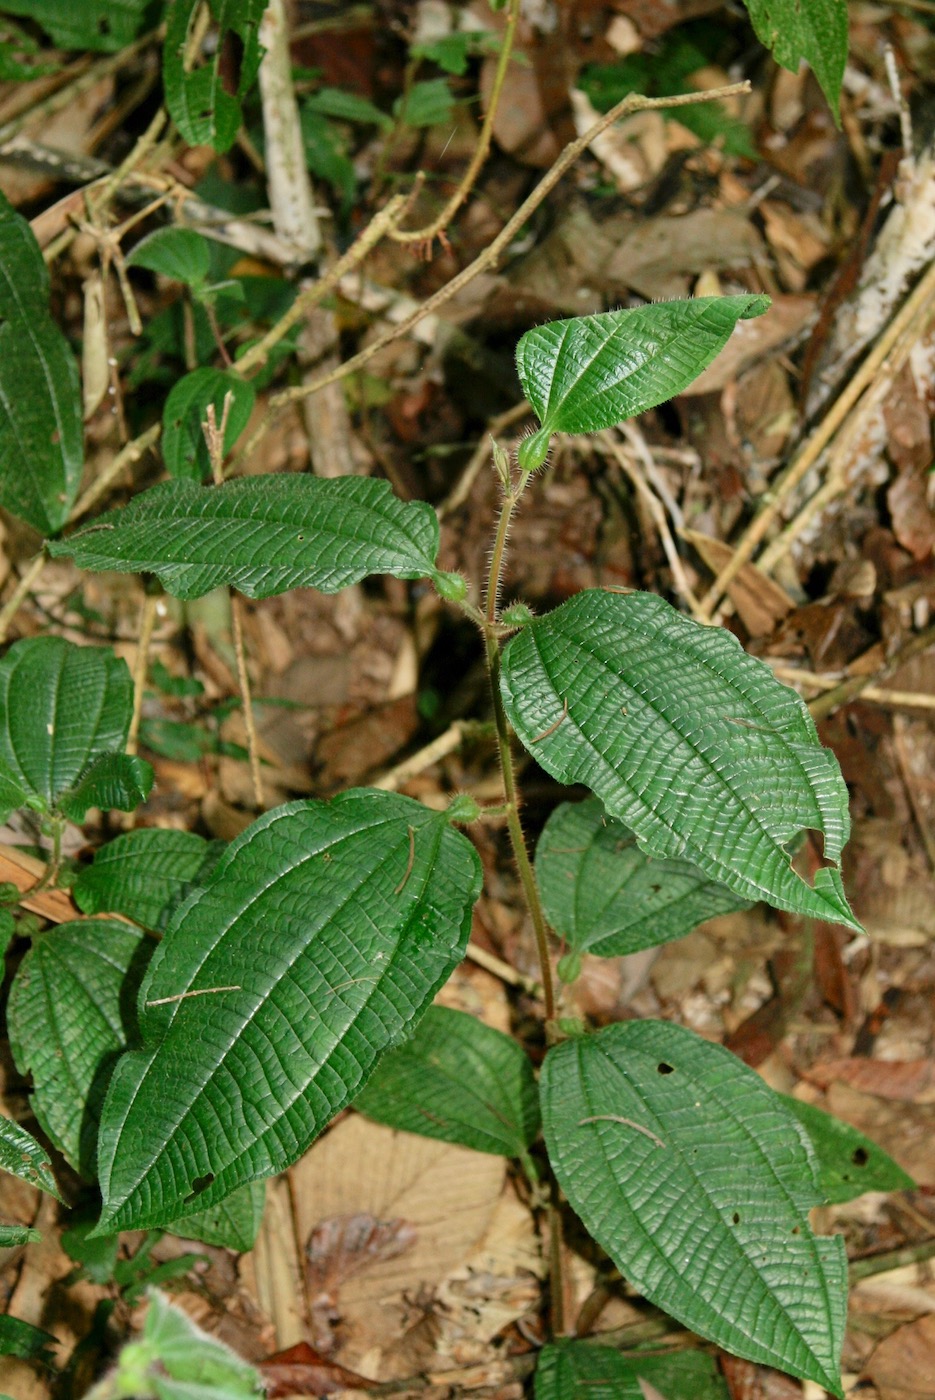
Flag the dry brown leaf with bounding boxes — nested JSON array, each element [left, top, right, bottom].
[[805, 1058, 935, 1103], [866, 1312, 935, 1400], [682, 530, 794, 636], [605, 208, 765, 301], [826, 1082, 935, 1186]]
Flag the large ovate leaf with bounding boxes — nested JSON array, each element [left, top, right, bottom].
[[162, 368, 256, 480], [354, 1005, 540, 1159], [0, 636, 134, 821], [48, 476, 445, 600], [0, 1114, 61, 1200], [58, 752, 154, 821], [515, 297, 769, 471], [0, 0, 155, 52], [95, 791, 482, 1233], [781, 1095, 915, 1204], [536, 797, 750, 966], [164, 0, 266, 154], [8, 920, 151, 1178], [742, 0, 847, 123], [501, 590, 859, 930], [163, 1180, 266, 1251], [0, 190, 83, 532], [541, 1021, 846, 1394], [74, 828, 223, 931], [535, 1340, 729, 1400]]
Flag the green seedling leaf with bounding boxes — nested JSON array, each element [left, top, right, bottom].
[[0, 22, 60, 81], [0, 1315, 57, 1364], [0, 0, 155, 52], [163, 1179, 266, 1252], [536, 797, 750, 966], [0, 191, 82, 532], [355, 1005, 540, 1158], [501, 590, 859, 930], [0, 636, 135, 821], [49, 476, 444, 600], [74, 828, 223, 931], [395, 77, 454, 127], [780, 1095, 915, 1204], [62, 1217, 121, 1284], [127, 227, 214, 288], [304, 87, 392, 129], [515, 297, 769, 471], [112, 1290, 265, 1398], [95, 791, 482, 1232], [0, 1114, 61, 1200], [411, 31, 497, 76], [0, 1222, 41, 1246], [162, 369, 255, 480], [8, 921, 151, 1178], [58, 752, 154, 822], [535, 1339, 729, 1400], [164, 0, 266, 154], [541, 1021, 846, 1394], [742, 0, 847, 124]]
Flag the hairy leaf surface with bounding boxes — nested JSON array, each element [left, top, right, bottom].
[[162, 368, 256, 480], [535, 1340, 729, 1400], [501, 590, 858, 929], [355, 1005, 540, 1158], [541, 1021, 846, 1393], [8, 921, 151, 1177], [536, 797, 749, 962], [74, 828, 223, 931], [95, 792, 482, 1232], [0, 637, 134, 820], [49, 476, 443, 600], [743, 0, 846, 123], [58, 752, 154, 821], [515, 297, 769, 470], [0, 191, 83, 532], [780, 1096, 914, 1204], [0, 1114, 61, 1200], [164, 0, 266, 153]]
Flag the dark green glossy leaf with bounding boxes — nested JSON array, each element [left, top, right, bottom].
[[74, 828, 223, 931], [163, 1180, 266, 1251], [0, 1223, 41, 1246], [0, 190, 82, 532], [501, 590, 859, 930], [58, 752, 154, 821], [743, 0, 846, 123], [164, 0, 266, 154], [95, 791, 482, 1232], [8, 920, 151, 1177], [0, 1114, 61, 1200], [541, 1021, 846, 1394], [0, 637, 134, 821], [49, 476, 444, 600], [536, 797, 749, 964], [535, 1340, 729, 1400], [355, 1005, 540, 1158], [515, 297, 769, 470], [162, 368, 256, 480], [781, 1096, 915, 1204], [0, 1314, 57, 1363]]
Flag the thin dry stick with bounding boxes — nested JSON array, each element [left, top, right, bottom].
[[808, 621, 935, 722], [438, 400, 531, 519], [71, 421, 162, 521], [389, 0, 521, 246], [892, 715, 935, 875], [699, 255, 935, 618], [126, 593, 159, 756], [231, 596, 264, 809], [0, 553, 48, 646], [770, 664, 935, 712], [372, 720, 467, 790]]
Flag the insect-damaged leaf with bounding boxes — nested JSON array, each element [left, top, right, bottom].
[[501, 590, 859, 930], [541, 1021, 846, 1394], [163, 0, 266, 154], [95, 791, 482, 1232]]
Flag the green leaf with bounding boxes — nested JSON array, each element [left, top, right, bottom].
[[0, 1114, 61, 1200], [742, 0, 847, 124], [0, 637, 134, 821], [95, 791, 482, 1233], [0, 1315, 57, 1364], [411, 31, 497, 77], [164, 1180, 266, 1251], [515, 297, 769, 471], [354, 1005, 540, 1158], [62, 1217, 121, 1284], [541, 1021, 846, 1394], [0, 22, 61, 81], [780, 1096, 915, 1204], [0, 1223, 41, 1246], [58, 752, 154, 821], [0, 0, 156, 52], [501, 590, 859, 930], [395, 77, 454, 128], [162, 369, 255, 480], [535, 1340, 729, 1400], [0, 191, 83, 532], [536, 797, 750, 965], [0, 906, 15, 961], [164, 0, 266, 154], [128, 227, 213, 287], [113, 1290, 264, 1398], [49, 476, 444, 600], [74, 828, 223, 931], [304, 87, 392, 130], [8, 920, 151, 1177]]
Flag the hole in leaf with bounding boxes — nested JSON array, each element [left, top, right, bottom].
[[791, 1226, 801, 1235], [184, 1172, 215, 1204], [731, 1212, 740, 1225], [806, 829, 836, 871], [98, 17, 111, 35], [657, 1062, 674, 1075], [852, 1147, 869, 1167]]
